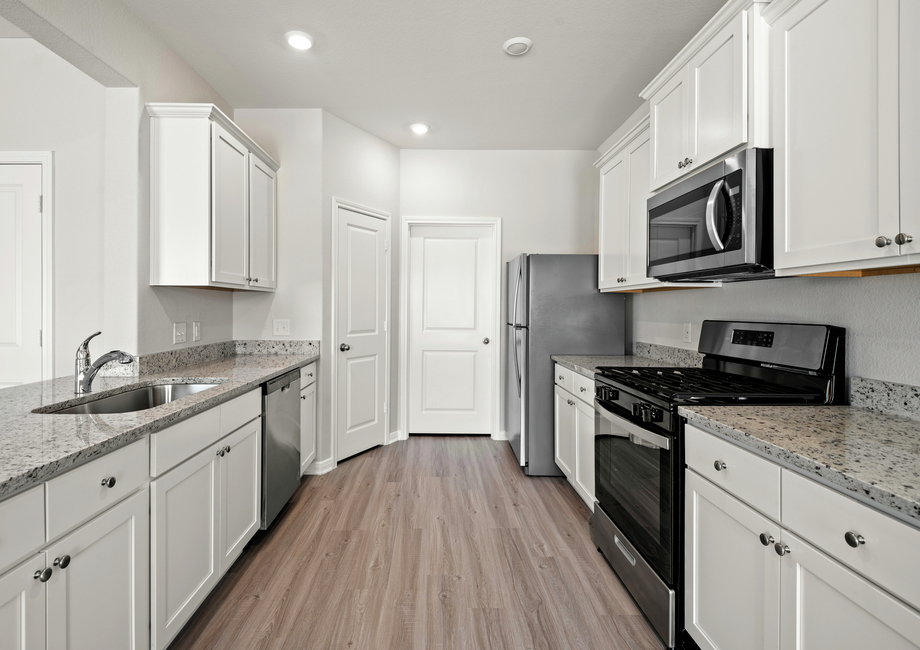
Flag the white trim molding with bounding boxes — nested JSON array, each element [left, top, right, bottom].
[[0, 151, 54, 381], [398, 217, 503, 441], [304, 457, 336, 476], [330, 197, 393, 466], [595, 115, 652, 168]]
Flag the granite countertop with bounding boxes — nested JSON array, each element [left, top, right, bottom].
[[680, 405, 920, 526], [0, 353, 319, 500], [551, 354, 678, 378]]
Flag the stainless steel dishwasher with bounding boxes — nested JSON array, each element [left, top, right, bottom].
[[261, 368, 301, 529]]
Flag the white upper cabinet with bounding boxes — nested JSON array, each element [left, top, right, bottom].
[[899, 0, 920, 256], [148, 103, 279, 291], [643, 1, 770, 192]]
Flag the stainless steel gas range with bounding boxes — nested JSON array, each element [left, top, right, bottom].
[[592, 321, 846, 649]]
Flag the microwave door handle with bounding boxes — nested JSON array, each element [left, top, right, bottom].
[[594, 399, 671, 451], [705, 179, 726, 252]]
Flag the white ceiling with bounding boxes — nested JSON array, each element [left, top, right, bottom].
[[120, 0, 726, 150]]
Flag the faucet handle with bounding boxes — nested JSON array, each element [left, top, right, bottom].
[[78, 332, 102, 353]]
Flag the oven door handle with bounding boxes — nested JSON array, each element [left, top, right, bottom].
[[705, 179, 726, 252], [594, 399, 670, 451]]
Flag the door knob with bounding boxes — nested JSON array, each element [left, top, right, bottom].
[[339, 343, 350, 351], [482, 337, 490, 344]]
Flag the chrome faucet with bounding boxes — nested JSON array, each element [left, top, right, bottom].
[[74, 331, 136, 394]]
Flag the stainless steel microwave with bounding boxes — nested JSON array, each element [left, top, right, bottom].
[[647, 148, 773, 282]]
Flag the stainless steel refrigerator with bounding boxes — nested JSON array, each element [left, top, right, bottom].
[[505, 254, 625, 476]]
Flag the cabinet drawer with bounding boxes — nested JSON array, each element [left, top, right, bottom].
[[685, 424, 780, 521], [150, 407, 221, 477], [301, 363, 317, 388], [0, 486, 45, 573], [554, 364, 574, 393], [46, 438, 147, 540], [782, 469, 920, 611], [219, 388, 261, 438], [572, 372, 594, 405]]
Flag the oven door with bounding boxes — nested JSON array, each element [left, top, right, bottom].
[[594, 399, 675, 585]]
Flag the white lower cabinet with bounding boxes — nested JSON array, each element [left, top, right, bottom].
[[553, 384, 575, 478], [300, 364, 317, 475], [572, 397, 596, 509], [152, 419, 261, 650], [553, 364, 595, 511], [0, 554, 46, 649], [686, 425, 920, 650]]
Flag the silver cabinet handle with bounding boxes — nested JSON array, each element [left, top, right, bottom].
[[713, 460, 727, 471], [876, 236, 892, 247], [483, 337, 490, 344], [252, 278, 259, 283], [580, 387, 587, 392], [301, 395, 306, 400], [34, 568, 52, 582], [895, 233, 913, 245], [101, 476, 116, 488], [307, 372, 313, 377], [245, 277, 252, 281], [845, 531, 866, 547], [224, 445, 231, 455], [559, 375, 564, 380], [217, 449, 225, 457], [759, 533, 774, 547], [774, 542, 791, 556], [53, 555, 71, 569], [677, 157, 694, 169], [339, 343, 350, 351]]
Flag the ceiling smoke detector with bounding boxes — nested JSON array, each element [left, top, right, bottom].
[[285, 31, 313, 50], [503, 37, 532, 56]]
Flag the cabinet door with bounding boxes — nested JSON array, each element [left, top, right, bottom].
[[688, 10, 747, 166], [650, 66, 690, 190], [300, 381, 317, 474], [151, 448, 219, 650], [572, 397, 596, 512], [46, 489, 149, 650], [211, 121, 249, 286], [772, 0, 901, 270], [0, 554, 45, 650], [901, 0, 920, 256], [779, 531, 920, 650], [685, 471, 780, 650], [624, 129, 655, 285], [553, 385, 574, 478], [598, 149, 630, 290], [248, 154, 277, 289], [218, 421, 261, 575]]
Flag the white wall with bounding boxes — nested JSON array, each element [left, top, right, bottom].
[[231, 109, 324, 341], [0, 38, 106, 375], [633, 274, 920, 385], [321, 112, 401, 463]]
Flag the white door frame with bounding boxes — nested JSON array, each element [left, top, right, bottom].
[[330, 197, 392, 465], [398, 217, 503, 441], [0, 152, 54, 380]]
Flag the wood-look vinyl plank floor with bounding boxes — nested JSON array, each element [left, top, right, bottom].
[[168, 436, 663, 650]]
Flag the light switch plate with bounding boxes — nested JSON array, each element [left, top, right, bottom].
[[683, 322, 692, 343], [192, 321, 201, 342], [273, 319, 290, 336], [173, 322, 187, 344]]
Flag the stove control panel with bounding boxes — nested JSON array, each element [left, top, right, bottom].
[[633, 403, 664, 423], [731, 329, 775, 348], [596, 386, 619, 402]]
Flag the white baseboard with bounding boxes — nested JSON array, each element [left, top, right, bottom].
[[304, 456, 336, 475], [387, 429, 402, 444], [398, 429, 409, 441], [492, 429, 508, 441]]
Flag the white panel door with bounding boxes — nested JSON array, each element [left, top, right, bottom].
[[625, 130, 654, 284], [248, 154, 277, 289], [151, 448, 219, 650], [685, 471, 780, 650], [211, 122, 249, 286], [650, 66, 690, 190], [408, 225, 495, 434], [553, 385, 574, 478], [0, 164, 42, 389], [598, 150, 629, 290], [0, 554, 46, 650], [779, 531, 920, 650], [218, 421, 261, 575], [901, 0, 920, 256], [772, 0, 900, 270], [336, 207, 387, 460], [300, 381, 317, 474], [46, 489, 149, 650], [572, 396, 596, 511]]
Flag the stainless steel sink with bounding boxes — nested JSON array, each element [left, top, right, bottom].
[[48, 383, 219, 415]]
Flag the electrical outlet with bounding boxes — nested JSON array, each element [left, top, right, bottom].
[[273, 319, 291, 336], [192, 321, 201, 342], [173, 322, 187, 344], [683, 322, 692, 343]]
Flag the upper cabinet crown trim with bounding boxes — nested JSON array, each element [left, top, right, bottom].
[[760, 0, 799, 24], [595, 114, 651, 168], [146, 103, 280, 172], [640, 0, 770, 100]]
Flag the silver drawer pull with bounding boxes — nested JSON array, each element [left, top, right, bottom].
[[713, 460, 727, 471], [614, 535, 637, 566], [101, 476, 116, 488], [580, 387, 587, 392], [53, 555, 71, 569], [559, 375, 564, 380], [34, 568, 52, 582], [845, 531, 866, 548], [775, 542, 791, 557], [759, 533, 774, 547]]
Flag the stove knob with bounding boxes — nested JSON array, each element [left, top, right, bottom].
[[641, 407, 654, 423], [647, 408, 663, 423]]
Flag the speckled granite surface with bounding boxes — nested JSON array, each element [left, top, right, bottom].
[[635, 342, 704, 368], [850, 377, 920, 423], [680, 405, 920, 525], [0, 353, 318, 500], [235, 340, 319, 356], [551, 355, 678, 378]]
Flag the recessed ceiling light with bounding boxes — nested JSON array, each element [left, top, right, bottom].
[[503, 37, 532, 56], [410, 123, 430, 135], [285, 31, 313, 50]]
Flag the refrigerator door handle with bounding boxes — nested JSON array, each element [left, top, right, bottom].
[[511, 264, 523, 326], [515, 329, 523, 396]]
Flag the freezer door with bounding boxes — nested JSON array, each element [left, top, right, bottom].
[[505, 324, 526, 466], [506, 254, 528, 327]]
